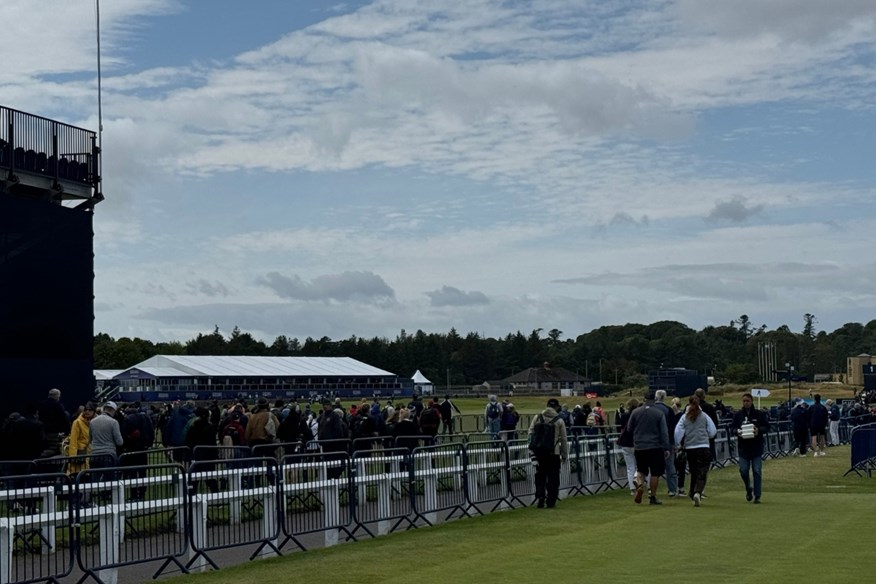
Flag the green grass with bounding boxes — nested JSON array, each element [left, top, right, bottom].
[[448, 383, 859, 415], [167, 445, 875, 584]]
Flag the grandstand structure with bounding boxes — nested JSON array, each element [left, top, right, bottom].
[[100, 355, 414, 402], [0, 105, 102, 417]]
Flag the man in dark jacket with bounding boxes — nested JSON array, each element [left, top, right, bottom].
[[2, 405, 45, 462], [38, 388, 70, 456], [732, 393, 770, 503], [790, 400, 810, 455], [808, 394, 829, 456], [439, 395, 461, 434], [694, 388, 718, 461], [121, 405, 156, 500]]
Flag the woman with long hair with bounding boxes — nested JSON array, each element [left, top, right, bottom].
[[67, 402, 96, 476], [674, 396, 717, 507]]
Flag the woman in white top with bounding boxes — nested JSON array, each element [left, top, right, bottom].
[[674, 396, 717, 507]]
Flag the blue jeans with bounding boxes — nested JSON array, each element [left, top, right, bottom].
[[738, 454, 762, 499]]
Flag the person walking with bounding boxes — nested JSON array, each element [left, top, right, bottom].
[[484, 395, 503, 440], [616, 398, 640, 496], [653, 390, 679, 497], [627, 391, 670, 505], [528, 398, 569, 508], [732, 393, 770, 504], [674, 396, 717, 507]]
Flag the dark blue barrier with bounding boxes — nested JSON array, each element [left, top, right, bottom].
[[844, 423, 876, 477]]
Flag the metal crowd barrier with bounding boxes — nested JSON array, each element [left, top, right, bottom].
[[278, 452, 354, 552], [463, 441, 512, 514], [0, 418, 860, 583], [0, 472, 74, 584], [350, 449, 413, 536], [186, 457, 280, 571], [74, 463, 188, 583], [409, 444, 469, 524]]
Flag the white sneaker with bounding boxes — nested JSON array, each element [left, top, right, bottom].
[[792, 448, 799, 456], [693, 493, 701, 507]]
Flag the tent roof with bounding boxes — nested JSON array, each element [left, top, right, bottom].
[[411, 369, 432, 384], [94, 370, 124, 380], [132, 355, 397, 378]]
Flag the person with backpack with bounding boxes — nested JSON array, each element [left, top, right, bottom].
[[484, 395, 503, 439], [527, 398, 568, 508], [245, 398, 281, 451]]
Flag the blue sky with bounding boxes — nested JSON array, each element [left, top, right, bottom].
[[3, 0, 876, 343]]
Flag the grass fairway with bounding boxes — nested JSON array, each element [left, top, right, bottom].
[[168, 445, 874, 584]]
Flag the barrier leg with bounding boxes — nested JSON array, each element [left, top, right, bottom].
[[321, 482, 340, 548], [97, 510, 120, 584], [0, 520, 12, 584]]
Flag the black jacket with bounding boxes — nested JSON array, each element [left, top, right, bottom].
[[733, 407, 769, 458]]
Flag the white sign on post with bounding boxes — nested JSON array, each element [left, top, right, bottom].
[[751, 388, 770, 408]]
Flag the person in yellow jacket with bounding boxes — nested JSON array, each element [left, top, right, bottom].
[[66, 403, 96, 476]]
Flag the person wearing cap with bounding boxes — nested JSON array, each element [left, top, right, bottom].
[[89, 401, 124, 471], [245, 398, 281, 449], [627, 390, 670, 505], [528, 398, 569, 508], [732, 392, 769, 503]]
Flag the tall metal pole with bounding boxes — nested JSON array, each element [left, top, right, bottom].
[[95, 0, 103, 152]]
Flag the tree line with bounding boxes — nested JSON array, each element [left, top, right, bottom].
[[93, 314, 876, 388]]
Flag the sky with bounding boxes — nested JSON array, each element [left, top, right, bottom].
[[3, 0, 875, 344]]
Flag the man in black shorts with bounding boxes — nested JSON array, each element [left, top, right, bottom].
[[627, 390, 670, 505]]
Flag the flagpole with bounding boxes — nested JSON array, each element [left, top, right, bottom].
[[95, 0, 103, 152]]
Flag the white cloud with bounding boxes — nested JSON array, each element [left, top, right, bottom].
[[4, 0, 875, 343]]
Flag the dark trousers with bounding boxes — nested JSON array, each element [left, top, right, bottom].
[[686, 448, 711, 497], [675, 449, 687, 491], [121, 450, 149, 500], [793, 428, 809, 454], [534, 454, 560, 505]]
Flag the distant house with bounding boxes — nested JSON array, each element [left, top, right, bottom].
[[494, 362, 590, 393], [847, 354, 872, 386]]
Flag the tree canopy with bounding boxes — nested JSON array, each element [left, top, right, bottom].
[[94, 315, 876, 387]]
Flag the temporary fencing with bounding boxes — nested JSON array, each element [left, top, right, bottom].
[[0, 418, 859, 584]]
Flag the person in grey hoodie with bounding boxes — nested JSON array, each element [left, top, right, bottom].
[[627, 390, 670, 505], [674, 396, 717, 507], [89, 401, 124, 476]]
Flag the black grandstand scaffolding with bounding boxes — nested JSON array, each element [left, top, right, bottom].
[[0, 105, 102, 418]]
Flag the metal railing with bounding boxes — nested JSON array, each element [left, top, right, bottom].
[[0, 105, 99, 190]]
